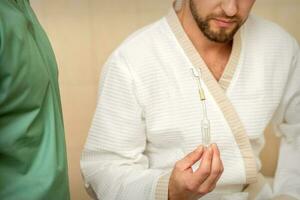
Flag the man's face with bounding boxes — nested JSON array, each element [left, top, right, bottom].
[[189, 0, 256, 43]]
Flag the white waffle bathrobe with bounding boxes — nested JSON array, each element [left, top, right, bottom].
[[81, 7, 300, 200]]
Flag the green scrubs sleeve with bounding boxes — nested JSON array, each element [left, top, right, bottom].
[[0, 0, 70, 199]]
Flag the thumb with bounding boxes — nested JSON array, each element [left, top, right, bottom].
[[179, 146, 204, 170]]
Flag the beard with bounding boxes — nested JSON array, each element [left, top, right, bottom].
[[190, 0, 243, 43]]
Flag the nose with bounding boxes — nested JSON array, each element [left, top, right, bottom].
[[221, 0, 238, 17]]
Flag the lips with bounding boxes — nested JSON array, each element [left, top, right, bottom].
[[212, 18, 237, 28], [215, 18, 236, 23]]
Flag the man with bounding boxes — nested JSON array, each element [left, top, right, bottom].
[[81, 0, 300, 199], [0, 0, 70, 199]]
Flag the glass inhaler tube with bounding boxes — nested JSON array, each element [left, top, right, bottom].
[[191, 67, 211, 147]]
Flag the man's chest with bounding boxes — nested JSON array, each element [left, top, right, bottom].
[[202, 54, 231, 81]]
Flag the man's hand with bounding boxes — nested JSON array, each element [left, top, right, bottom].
[[168, 144, 224, 200]]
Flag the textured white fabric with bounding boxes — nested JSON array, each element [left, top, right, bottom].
[[271, 48, 300, 199], [80, 12, 300, 200]]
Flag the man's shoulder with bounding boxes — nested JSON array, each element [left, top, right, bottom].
[[110, 16, 172, 61], [122, 18, 167, 46], [244, 14, 297, 48]]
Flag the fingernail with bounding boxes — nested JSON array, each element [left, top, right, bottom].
[[198, 146, 203, 152]]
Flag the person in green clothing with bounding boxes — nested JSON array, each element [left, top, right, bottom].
[[0, 0, 70, 199]]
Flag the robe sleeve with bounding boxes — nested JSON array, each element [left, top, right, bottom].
[[80, 50, 170, 200], [272, 42, 300, 200]]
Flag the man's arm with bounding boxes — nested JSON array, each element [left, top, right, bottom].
[[80, 50, 165, 200], [272, 42, 300, 200]]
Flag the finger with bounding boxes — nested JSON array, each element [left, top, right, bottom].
[[210, 167, 223, 189], [210, 144, 224, 186], [177, 145, 204, 170], [212, 143, 220, 157], [198, 144, 223, 190], [205, 163, 223, 193], [192, 145, 213, 184]]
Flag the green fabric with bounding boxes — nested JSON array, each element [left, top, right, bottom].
[[0, 0, 70, 199]]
